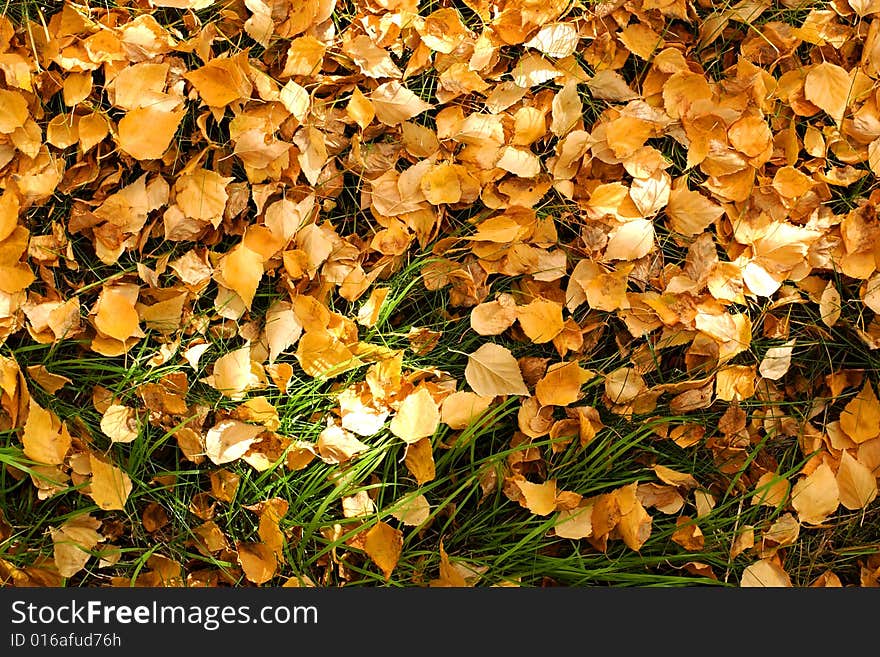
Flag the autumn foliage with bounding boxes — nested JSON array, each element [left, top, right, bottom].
[[1, 0, 880, 588]]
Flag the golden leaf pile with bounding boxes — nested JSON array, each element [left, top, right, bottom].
[[2, 0, 880, 587]]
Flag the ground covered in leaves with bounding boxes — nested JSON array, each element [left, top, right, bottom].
[[1, 0, 880, 588]]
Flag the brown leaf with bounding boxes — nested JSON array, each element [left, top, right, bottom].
[[804, 62, 852, 125], [840, 379, 880, 443], [88, 454, 133, 511], [741, 559, 792, 587], [364, 521, 403, 579], [51, 514, 103, 579], [236, 541, 276, 585], [791, 463, 840, 525], [465, 343, 529, 397], [404, 437, 436, 485], [836, 450, 878, 510]]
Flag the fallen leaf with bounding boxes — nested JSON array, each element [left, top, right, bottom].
[[370, 81, 433, 125], [511, 477, 557, 516], [535, 361, 593, 406], [741, 559, 792, 587], [465, 343, 529, 397], [791, 463, 840, 525], [390, 388, 440, 444], [51, 514, 103, 579], [88, 454, 133, 511], [840, 379, 880, 443], [205, 420, 263, 465], [100, 405, 140, 444], [391, 494, 431, 526], [236, 542, 276, 584], [804, 62, 852, 125], [758, 339, 796, 380], [364, 521, 403, 579], [836, 450, 878, 510]]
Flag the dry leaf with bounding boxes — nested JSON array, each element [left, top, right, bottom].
[[791, 463, 840, 525], [465, 343, 529, 397], [836, 450, 878, 510], [804, 62, 852, 125], [758, 339, 796, 380], [364, 521, 403, 579], [840, 380, 880, 443], [88, 454, 133, 511], [391, 494, 431, 526], [100, 405, 139, 444], [390, 388, 440, 444], [51, 514, 103, 579], [404, 437, 436, 485], [741, 559, 792, 587], [237, 542, 276, 585]]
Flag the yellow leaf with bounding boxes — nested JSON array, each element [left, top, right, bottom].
[[210, 469, 240, 502], [758, 339, 796, 381], [100, 404, 139, 444], [316, 423, 369, 463], [420, 162, 462, 205], [185, 56, 252, 107], [391, 494, 431, 527], [244, 0, 273, 46], [0, 190, 19, 243], [604, 367, 646, 404], [370, 81, 433, 126], [236, 541, 276, 584], [217, 244, 264, 310], [666, 180, 724, 236], [840, 379, 880, 443], [651, 464, 699, 489], [791, 463, 839, 525], [617, 483, 653, 551], [364, 521, 403, 579], [26, 365, 72, 394], [524, 22, 579, 58], [804, 62, 852, 125], [819, 282, 841, 328], [550, 81, 582, 137], [535, 361, 593, 406], [465, 343, 529, 397], [343, 34, 402, 78], [470, 294, 517, 336], [836, 450, 878, 510], [603, 218, 655, 260], [554, 501, 594, 539], [51, 514, 103, 578], [511, 477, 557, 516], [671, 517, 704, 551], [118, 107, 184, 160], [0, 89, 28, 133], [175, 168, 231, 224], [715, 365, 756, 401], [265, 300, 303, 363], [296, 330, 364, 379], [23, 399, 69, 465], [88, 454, 132, 510], [205, 420, 263, 465], [356, 287, 389, 328], [741, 559, 792, 587], [390, 388, 440, 444], [346, 87, 374, 130], [207, 347, 260, 399], [404, 437, 436, 485], [440, 391, 493, 430], [282, 35, 326, 77], [516, 299, 564, 343], [495, 146, 541, 178]]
